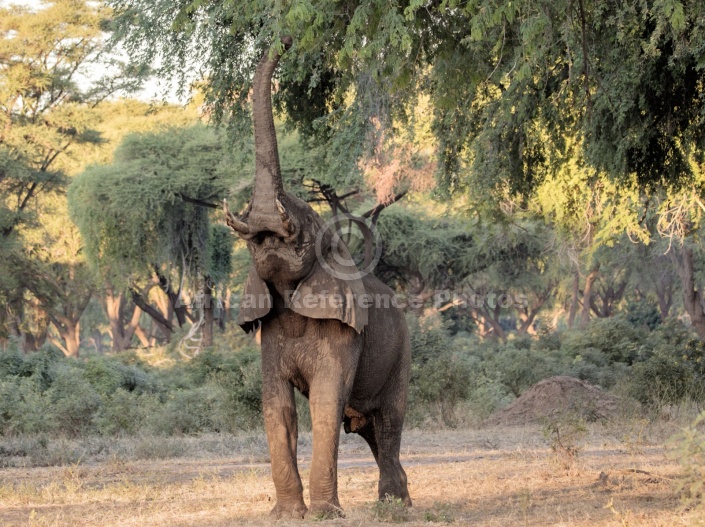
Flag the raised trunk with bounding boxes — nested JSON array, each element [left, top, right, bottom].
[[246, 37, 293, 233]]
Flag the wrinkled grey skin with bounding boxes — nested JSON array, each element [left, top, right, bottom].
[[225, 37, 412, 518]]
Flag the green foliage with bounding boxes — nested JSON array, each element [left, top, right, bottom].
[[625, 302, 662, 331], [627, 320, 705, 406], [407, 316, 473, 426], [561, 317, 645, 365], [0, 338, 263, 437], [69, 125, 240, 286], [479, 341, 555, 397], [82, 356, 154, 396], [95, 389, 159, 436], [110, 0, 705, 203], [0, 377, 55, 435], [207, 225, 234, 284], [371, 495, 409, 523], [45, 364, 102, 436]]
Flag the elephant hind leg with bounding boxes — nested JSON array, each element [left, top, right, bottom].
[[362, 408, 411, 506], [355, 416, 379, 463]]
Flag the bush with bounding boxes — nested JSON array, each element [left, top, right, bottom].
[[625, 301, 662, 330], [407, 316, 474, 426], [83, 356, 154, 396], [46, 364, 102, 436], [561, 316, 646, 365], [0, 377, 55, 435], [477, 342, 555, 397], [625, 319, 705, 407], [96, 389, 159, 435], [148, 385, 229, 435]]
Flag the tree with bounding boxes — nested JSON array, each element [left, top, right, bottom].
[[109, 1, 705, 195], [69, 125, 240, 348], [0, 0, 143, 352]]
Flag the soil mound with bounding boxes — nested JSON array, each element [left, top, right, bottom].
[[486, 376, 619, 426]]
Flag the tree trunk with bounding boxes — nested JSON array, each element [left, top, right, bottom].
[[134, 324, 151, 347], [223, 288, 232, 326], [131, 289, 173, 341], [64, 322, 80, 357], [104, 289, 126, 351], [672, 246, 705, 339], [580, 265, 600, 327], [51, 320, 81, 357], [104, 289, 144, 351], [517, 290, 552, 336], [568, 270, 580, 328], [203, 279, 214, 347], [656, 279, 673, 320], [90, 329, 104, 353]]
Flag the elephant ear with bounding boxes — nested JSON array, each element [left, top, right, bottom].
[[290, 241, 368, 333], [237, 266, 272, 333]]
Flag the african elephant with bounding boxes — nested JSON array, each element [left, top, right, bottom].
[[224, 37, 412, 518]]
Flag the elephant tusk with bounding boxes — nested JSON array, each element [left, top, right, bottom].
[[276, 199, 296, 237], [223, 199, 250, 235]]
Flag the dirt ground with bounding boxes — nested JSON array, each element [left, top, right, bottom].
[[0, 424, 701, 526]]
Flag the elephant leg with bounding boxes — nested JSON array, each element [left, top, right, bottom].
[[374, 405, 412, 506], [262, 378, 307, 519], [307, 378, 347, 517], [356, 418, 379, 463]]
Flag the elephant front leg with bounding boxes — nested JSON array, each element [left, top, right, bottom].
[[262, 379, 307, 519], [307, 380, 346, 518]]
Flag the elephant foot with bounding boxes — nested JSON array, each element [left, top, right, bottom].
[[306, 501, 344, 519], [270, 500, 307, 519]]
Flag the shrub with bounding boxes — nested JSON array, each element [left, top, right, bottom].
[[629, 355, 703, 407], [46, 364, 101, 436], [561, 316, 646, 365], [479, 342, 555, 397], [96, 389, 159, 435], [83, 356, 154, 396], [407, 315, 473, 426], [0, 348, 23, 380], [371, 495, 409, 523], [0, 377, 55, 435], [147, 385, 229, 435], [625, 301, 662, 330], [626, 319, 705, 407]]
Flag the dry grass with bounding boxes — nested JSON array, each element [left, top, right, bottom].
[[1, 423, 703, 526]]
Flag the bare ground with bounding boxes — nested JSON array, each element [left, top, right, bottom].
[[0, 423, 702, 526]]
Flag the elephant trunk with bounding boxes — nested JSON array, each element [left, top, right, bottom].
[[246, 36, 293, 235]]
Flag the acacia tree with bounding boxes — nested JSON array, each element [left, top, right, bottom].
[[0, 0, 143, 352], [109, 0, 705, 190], [69, 125, 240, 349]]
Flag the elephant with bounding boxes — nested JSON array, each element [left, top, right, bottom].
[[224, 36, 412, 518]]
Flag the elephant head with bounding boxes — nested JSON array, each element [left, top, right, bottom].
[[225, 37, 368, 334]]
